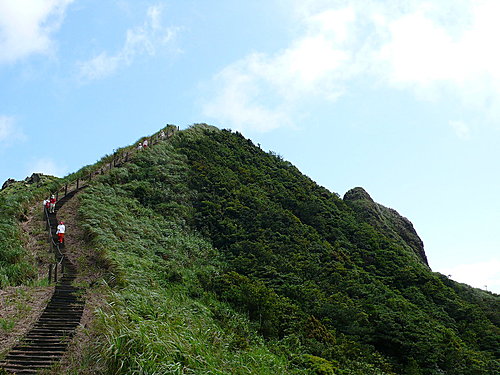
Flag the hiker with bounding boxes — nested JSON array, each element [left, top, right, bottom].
[[49, 195, 56, 213], [143, 139, 148, 148], [160, 130, 165, 139], [43, 198, 50, 211], [56, 221, 65, 244], [137, 142, 143, 151]]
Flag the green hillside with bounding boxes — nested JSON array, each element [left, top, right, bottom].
[[0, 174, 61, 286], [1, 124, 498, 374]]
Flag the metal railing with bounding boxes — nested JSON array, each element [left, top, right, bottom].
[[44, 206, 65, 283], [42, 125, 179, 283]]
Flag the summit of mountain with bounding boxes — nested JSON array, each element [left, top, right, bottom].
[[344, 186, 428, 265]]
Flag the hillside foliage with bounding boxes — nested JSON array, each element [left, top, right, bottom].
[[2, 124, 498, 374], [169, 126, 499, 374], [0, 175, 60, 286]]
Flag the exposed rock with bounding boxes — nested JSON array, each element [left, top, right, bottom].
[[1, 178, 17, 190], [25, 173, 41, 184], [344, 187, 428, 266]]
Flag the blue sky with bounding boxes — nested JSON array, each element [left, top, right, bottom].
[[1, 0, 499, 293]]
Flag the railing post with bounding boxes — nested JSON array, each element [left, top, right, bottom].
[[48, 264, 52, 284], [54, 263, 58, 283], [77, 178, 80, 189], [65, 184, 68, 196], [56, 191, 59, 201]]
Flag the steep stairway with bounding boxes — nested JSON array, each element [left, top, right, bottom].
[[1, 127, 178, 373], [1, 191, 85, 374]]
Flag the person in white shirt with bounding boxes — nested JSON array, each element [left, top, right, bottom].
[[56, 221, 66, 244]]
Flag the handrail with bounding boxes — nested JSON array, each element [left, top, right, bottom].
[[43, 125, 179, 283], [50, 125, 179, 201], [44, 206, 65, 283]]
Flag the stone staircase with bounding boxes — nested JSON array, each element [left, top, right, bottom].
[[1, 191, 84, 374]]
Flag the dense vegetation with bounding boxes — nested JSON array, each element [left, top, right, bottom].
[[2, 124, 498, 374], [169, 126, 499, 374], [0, 175, 60, 286], [71, 138, 303, 374]]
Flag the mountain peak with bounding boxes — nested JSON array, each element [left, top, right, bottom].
[[344, 186, 428, 266], [343, 187, 374, 203]]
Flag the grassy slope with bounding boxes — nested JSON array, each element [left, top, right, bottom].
[[65, 139, 306, 374], [69, 125, 499, 374], [0, 176, 60, 286], [2, 125, 498, 374]]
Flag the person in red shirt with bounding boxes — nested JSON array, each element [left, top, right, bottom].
[[49, 195, 56, 213], [43, 198, 50, 211]]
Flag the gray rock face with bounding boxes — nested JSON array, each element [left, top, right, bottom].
[[344, 187, 428, 266], [1, 178, 16, 190], [25, 173, 41, 184], [2, 173, 44, 190]]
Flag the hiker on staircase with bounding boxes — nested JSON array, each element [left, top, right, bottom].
[[43, 198, 50, 212], [49, 195, 56, 213], [56, 221, 66, 245]]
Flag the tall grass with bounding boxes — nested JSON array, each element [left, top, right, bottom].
[[0, 175, 60, 286], [73, 141, 306, 374]]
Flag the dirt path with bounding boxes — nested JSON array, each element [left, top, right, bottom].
[[44, 189, 109, 374], [0, 286, 54, 358], [0, 189, 107, 373]]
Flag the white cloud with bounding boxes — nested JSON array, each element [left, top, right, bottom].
[[0, 0, 73, 64], [204, 0, 500, 132], [78, 5, 179, 82], [442, 259, 500, 294], [449, 120, 470, 140], [26, 157, 66, 178], [202, 6, 357, 132], [375, 0, 500, 109], [203, 57, 294, 132], [0, 116, 24, 144], [78, 52, 121, 81]]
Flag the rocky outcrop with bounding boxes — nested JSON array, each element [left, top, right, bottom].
[[1, 178, 16, 190], [25, 173, 41, 184], [344, 187, 428, 266], [2, 173, 45, 191]]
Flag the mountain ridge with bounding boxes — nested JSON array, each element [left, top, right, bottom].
[[0, 124, 498, 374]]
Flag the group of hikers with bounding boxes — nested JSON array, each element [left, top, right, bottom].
[[43, 195, 65, 245], [137, 129, 167, 151], [42, 127, 173, 247], [43, 195, 56, 213]]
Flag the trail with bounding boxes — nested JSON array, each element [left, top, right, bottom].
[[1, 190, 84, 374], [0, 127, 178, 373]]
